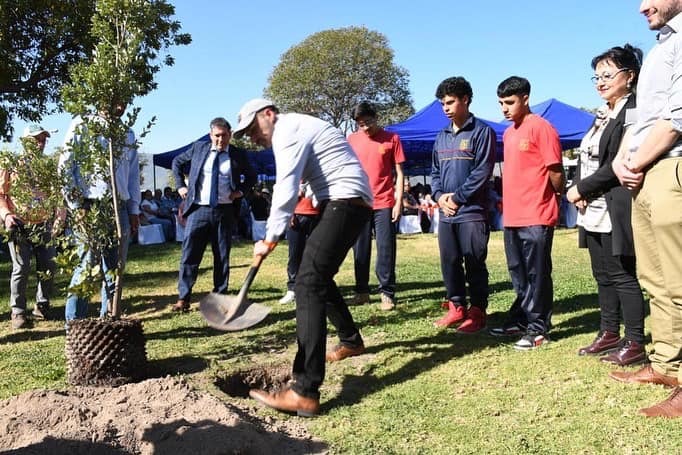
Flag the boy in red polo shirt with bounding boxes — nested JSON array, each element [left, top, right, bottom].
[[348, 101, 406, 311], [491, 76, 565, 350]]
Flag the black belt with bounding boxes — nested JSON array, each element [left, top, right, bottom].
[[321, 197, 371, 210], [658, 150, 682, 161]]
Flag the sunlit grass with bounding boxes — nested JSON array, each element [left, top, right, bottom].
[[0, 229, 678, 454]]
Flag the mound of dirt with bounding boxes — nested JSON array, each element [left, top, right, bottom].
[[0, 376, 328, 454]]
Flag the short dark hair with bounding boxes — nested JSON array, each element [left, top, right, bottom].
[[352, 101, 377, 120], [591, 43, 643, 88], [497, 76, 531, 98], [210, 117, 231, 130], [435, 77, 473, 105]]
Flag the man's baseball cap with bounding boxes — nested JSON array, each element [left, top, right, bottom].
[[233, 98, 275, 139], [22, 124, 55, 138]]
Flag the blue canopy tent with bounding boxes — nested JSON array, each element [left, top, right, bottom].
[[385, 100, 507, 175], [152, 133, 276, 177], [385, 98, 595, 174], [508, 98, 596, 149], [152, 98, 594, 181]]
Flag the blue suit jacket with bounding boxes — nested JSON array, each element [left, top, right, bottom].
[[172, 140, 256, 217]]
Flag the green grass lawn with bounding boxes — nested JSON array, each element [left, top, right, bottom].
[[0, 229, 679, 454]]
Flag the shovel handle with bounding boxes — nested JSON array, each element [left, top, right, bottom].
[[236, 254, 264, 301]]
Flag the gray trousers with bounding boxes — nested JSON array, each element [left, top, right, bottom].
[[8, 224, 55, 315]]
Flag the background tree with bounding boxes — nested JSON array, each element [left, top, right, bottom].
[[265, 26, 414, 134], [60, 0, 190, 318], [0, 0, 96, 141]]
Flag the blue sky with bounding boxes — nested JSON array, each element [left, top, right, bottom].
[[5, 0, 655, 158]]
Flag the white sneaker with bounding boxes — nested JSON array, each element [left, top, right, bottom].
[[279, 290, 295, 304]]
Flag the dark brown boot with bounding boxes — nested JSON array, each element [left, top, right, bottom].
[[171, 299, 190, 312], [601, 340, 646, 366], [578, 331, 621, 356]]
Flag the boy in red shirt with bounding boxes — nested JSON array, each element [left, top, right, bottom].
[[491, 76, 565, 350], [348, 101, 406, 311]]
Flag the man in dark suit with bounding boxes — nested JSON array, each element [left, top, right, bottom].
[[170, 117, 256, 312]]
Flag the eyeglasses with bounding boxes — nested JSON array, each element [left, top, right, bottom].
[[591, 68, 628, 84]]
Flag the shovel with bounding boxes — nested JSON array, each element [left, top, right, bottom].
[[199, 255, 270, 331]]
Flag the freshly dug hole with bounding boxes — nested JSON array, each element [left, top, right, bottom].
[[216, 363, 291, 397]]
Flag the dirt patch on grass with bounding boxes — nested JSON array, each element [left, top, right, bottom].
[[216, 363, 292, 398], [0, 375, 327, 454]]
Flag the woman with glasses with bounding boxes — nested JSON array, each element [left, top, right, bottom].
[[566, 44, 647, 366]]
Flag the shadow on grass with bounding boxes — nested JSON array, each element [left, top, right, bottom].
[[0, 328, 64, 344], [324, 331, 508, 412], [324, 292, 605, 411]]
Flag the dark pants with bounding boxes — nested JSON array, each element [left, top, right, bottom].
[[178, 204, 234, 302], [286, 213, 319, 291], [352, 208, 397, 298], [437, 220, 489, 309], [585, 231, 645, 343], [292, 200, 371, 399], [503, 226, 554, 334]]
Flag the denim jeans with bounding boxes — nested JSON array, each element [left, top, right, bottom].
[[65, 206, 131, 321]]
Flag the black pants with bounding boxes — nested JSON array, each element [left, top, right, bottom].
[[503, 226, 555, 334], [285, 213, 319, 291], [585, 231, 645, 343], [292, 200, 371, 399], [353, 208, 397, 298]]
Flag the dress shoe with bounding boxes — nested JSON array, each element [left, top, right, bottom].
[[326, 343, 366, 362], [609, 364, 679, 388], [639, 387, 682, 418], [350, 292, 370, 306], [578, 331, 621, 356], [171, 299, 190, 312], [600, 340, 646, 366], [249, 387, 320, 417], [434, 302, 466, 328]]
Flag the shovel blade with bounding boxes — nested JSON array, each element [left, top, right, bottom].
[[199, 292, 270, 331]]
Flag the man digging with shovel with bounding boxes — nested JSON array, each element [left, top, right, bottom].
[[233, 99, 373, 417]]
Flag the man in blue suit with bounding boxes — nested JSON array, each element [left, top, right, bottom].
[[171, 117, 256, 312]]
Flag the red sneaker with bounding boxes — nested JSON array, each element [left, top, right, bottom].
[[456, 306, 486, 334], [434, 302, 466, 328]]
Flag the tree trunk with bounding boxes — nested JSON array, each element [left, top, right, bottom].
[[108, 139, 124, 318]]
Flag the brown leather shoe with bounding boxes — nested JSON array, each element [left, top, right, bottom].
[[600, 340, 646, 366], [249, 387, 320, 417], [609, 364, 679, 388], [639, 387, 682, 418], [578, 331, 621, 356], [171, 299, 190, 312], [326, 343, 366, 362]]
